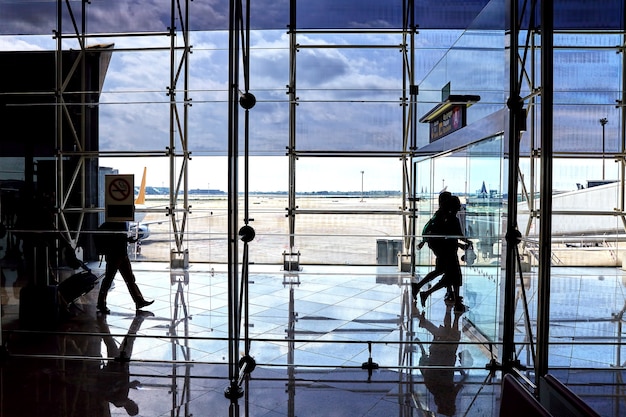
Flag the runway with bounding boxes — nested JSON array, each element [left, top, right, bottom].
[[132, 195, 421, 266]]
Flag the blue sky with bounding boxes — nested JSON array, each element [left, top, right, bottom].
[[1, 26, 623, 193], [1, 30, 457, 192]]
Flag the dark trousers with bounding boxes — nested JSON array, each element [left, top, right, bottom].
[[99, 254, 144, 306]]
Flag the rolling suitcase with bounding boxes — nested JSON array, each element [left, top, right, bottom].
[[58, 269, 99, 308]]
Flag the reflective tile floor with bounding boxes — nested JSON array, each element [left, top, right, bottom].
[[0, 262, 624, 416]]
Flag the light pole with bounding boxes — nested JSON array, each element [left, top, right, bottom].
[[360, 171, 365, 202], [600, 118, 608, 180]]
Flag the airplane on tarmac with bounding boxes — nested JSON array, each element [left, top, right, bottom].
[[133, 166, 148, 223], [128, 167, 163, 241], [124, 167, 218, 244]]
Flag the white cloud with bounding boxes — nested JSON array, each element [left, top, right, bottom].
[[0, 36, 49, 51]]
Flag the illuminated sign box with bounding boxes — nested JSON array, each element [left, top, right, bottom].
[[419, 94, 480, 142]]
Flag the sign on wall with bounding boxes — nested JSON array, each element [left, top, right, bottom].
[[418, 83, 480, 143], [429, 104, 466, 142], [105, 174, 135, 222]]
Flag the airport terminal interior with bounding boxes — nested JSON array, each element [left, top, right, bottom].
[[1, 1, 626, 416]]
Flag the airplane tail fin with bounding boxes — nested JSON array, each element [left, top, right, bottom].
[[135, 167, 147, 205]]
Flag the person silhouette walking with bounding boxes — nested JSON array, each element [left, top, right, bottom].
[[418, 195, 472, 312], [95, 221, 153, 314]]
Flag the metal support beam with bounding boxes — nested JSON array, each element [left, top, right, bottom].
[[168, 0, 192, 259], [536, 0, 554, 379], [55, 0, 92, 253], [287, 0, 298, 254], [52, 0, 192, 262], [225, 0, 242, 402], [502, 0, 521, 373], [401, 0, 417, 275], [614, 35, 626, 243]]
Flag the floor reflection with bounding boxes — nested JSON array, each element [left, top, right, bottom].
[[415, 304, 469, 416], [94, 311, 154, 416], [0, 263, 540, 416]]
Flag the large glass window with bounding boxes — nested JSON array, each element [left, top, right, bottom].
[[414, 134, 505, 346]]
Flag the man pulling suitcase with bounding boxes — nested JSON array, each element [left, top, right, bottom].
[[94, 221, 153, 314]]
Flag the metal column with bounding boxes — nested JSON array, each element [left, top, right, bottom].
[[536, 0, 554, 379], [402, 0, 418, 276], [502, 0, 522, 372], [286, 0, 298, 256]]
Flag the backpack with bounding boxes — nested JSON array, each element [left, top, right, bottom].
[[422, 211, 445, 249], [93, 222, 128, 256], [93, 223, 111, 256]]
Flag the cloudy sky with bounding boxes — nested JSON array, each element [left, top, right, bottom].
[[1, 1, 623, 194], [1, 29, 471, 193]]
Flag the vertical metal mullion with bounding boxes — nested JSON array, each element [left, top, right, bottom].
[[616, 37, 626, 277], [400, 0, 409, 267], [169, 0, 191, 254], [183, 0, 190, 234], [526, 31, 538, 239], [168, 0, 180, 250], [226, 0, 241, 400], [407, 0, 417, 276], [78, 0, 87, 245], [502, 0, 520, 372], [287, 0, 297, 252], [536, 0, 554, 379], [55, 0, 64, 239]]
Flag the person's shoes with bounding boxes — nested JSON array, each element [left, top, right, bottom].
[[419, 292, 428, 308], [136, 310, 155, 318], [136, 299, 154, 310], [97, 304, 110, 314]]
